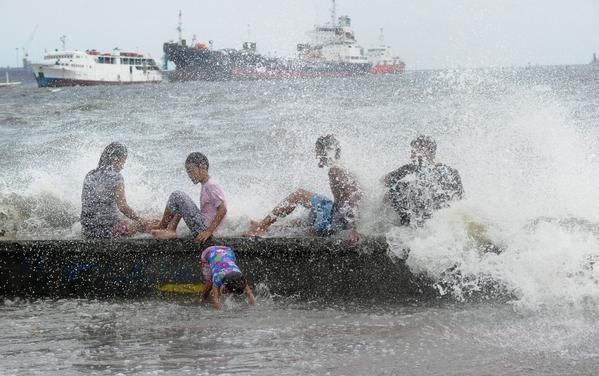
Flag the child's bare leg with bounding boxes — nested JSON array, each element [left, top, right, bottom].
[[151, 213, 181, 239], [152, 190, 202, 240], [167, 214, 182, 231], [151, 207, 176, 230], [244, 189, 314, 236]]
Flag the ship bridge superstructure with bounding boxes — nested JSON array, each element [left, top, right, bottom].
[[298, 13, 368, 65]]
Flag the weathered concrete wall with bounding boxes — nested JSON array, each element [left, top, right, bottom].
[[0, 237, 438, 301]]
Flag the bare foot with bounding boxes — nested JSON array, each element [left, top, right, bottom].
[[151, 229, 178, 240]]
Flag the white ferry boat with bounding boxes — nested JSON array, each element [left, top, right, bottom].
[[32, 49, 162, 87], [296, 1, 370, 74]]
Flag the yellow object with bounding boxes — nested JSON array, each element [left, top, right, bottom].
[[158, 283, 205, 294], [462, 214, 493, 246]]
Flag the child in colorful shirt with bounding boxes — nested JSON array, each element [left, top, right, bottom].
[[200, 246, 256, 309]]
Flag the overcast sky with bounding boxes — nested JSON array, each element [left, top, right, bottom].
[[1, 0, 598, 69]]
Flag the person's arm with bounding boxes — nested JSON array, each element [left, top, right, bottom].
[[115, 182, 144, 224], [200, 279, 213, 302], [452, 169, 465, 200], [195, 204, 227, 243], [245, 285, 256, 305], [383, 164, 412, 187], [200, 250, 212, 301], [211, 285, 222, 309], [333, 167, 362, 242], [347, 188, 361, 242]]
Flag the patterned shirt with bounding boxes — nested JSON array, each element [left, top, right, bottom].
[[201, 246, 241, 288]]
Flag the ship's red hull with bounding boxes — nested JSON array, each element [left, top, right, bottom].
[[369, 64, 405, 75]]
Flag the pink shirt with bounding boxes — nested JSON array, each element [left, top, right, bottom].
[[200, 177, 227, 231]]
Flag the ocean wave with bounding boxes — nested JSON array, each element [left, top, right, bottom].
[[0, 116, 27, 125], [387, 205, 599, 312], [0, 192, 79, 239]]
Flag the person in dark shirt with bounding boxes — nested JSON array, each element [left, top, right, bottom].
[[383, 135, 464, 227], [81, 142, 152, 238]]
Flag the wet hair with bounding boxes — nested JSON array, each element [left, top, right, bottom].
[[221, 271, 247, 295], [97, 142, 127, 170], [410, 135, 437, 156], [315, 134, 341, 160], [185, 152, 209, 170]]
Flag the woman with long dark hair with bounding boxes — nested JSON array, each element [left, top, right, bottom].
[[80, 142, 151, 238]]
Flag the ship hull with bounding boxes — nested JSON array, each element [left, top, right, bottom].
[[35, 76, 161, 88], [370, 63, 405, 75], [164, 42, 371, 81]]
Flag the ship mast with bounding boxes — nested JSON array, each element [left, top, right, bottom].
[[379, 28, 385, 45], [331, 0, 336, 27], [177, 10, 183, 43]]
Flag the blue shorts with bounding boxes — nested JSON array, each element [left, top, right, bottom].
[[308, 194, 336, 234]]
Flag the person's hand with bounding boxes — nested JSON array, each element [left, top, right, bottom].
[[195, 231, 213, 243], [134, 218, 149, 231], [348, 228, 361, 242], [145, 219, 162, 231]]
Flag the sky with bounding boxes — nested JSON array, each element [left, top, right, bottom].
[[0, 0, 598, 70]]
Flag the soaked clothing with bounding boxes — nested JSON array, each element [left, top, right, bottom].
[[306, 164, 360, 236], [385, 161, 464, 227], [308, 194, 354, 235], [166, 191, 208, 236], [201, 246, 242, 288], [81, 168, 124, 238], [166, 178, 226, 237], [199, 178, 227, 231]]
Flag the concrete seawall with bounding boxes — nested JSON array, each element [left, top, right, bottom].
[[0, 237, 439, 301]]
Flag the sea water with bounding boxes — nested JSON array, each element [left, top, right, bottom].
[[2, 66, 599, 374]]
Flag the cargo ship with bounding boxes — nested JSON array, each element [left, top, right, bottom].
[[31, 49, 162, 87], [164, 4, 372, 81]]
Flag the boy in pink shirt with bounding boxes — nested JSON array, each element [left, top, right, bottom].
[[152, 152, 227, 242]]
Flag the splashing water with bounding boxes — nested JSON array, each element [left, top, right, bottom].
[[385, 67, 599, 311]]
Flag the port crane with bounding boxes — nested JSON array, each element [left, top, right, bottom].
[[21, 24, 39, 67]]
